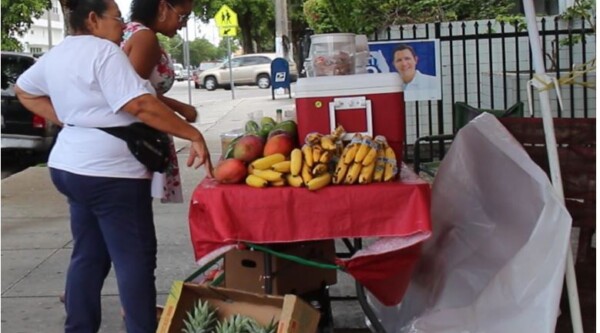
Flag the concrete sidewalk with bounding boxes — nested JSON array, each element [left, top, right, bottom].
[[1, 94, 369, 332]]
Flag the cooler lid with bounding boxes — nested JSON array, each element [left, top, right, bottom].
[[295, 73, 403, 98]]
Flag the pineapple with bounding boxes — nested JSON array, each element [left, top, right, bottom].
[[214, 314, 251, 333], [246, 317, 278, 333], [182, 299, 218, 333]]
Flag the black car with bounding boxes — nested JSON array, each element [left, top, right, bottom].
[[1, 51, 59, 162]]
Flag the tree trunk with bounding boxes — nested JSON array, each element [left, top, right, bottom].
[[239, 13, 254, 54], [58, 0, 70, 35]]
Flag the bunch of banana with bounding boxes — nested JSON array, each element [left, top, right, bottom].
[[245, 154, 287, 188], [333, 134, 399, 185]]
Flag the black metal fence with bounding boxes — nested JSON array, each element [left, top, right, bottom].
[[371, 16, 595, 162]]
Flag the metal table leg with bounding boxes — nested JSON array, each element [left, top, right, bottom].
[[356, 281, 387, 333], [263, 251, 273, 294]]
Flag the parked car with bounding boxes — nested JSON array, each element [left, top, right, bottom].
[[197, 53, 298, 91], [1, 51, 59, 162], [192, 61, 221, 89], [173, 63, 190, 81]]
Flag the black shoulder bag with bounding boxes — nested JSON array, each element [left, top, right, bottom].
[[99, 123, 171, 173]]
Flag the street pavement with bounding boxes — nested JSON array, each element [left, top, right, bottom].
[[1, 88, 370, 332]]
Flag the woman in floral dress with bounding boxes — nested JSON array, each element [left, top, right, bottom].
[[121, 0, 197, 203]]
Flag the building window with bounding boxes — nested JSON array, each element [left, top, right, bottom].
[[30, 47, 43, 54], [52, 7, 58, 13], [31, 30, 35, 35]]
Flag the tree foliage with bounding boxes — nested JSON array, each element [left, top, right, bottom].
[[1, 0, 51, 51], [304, 0, 516, 33], [192, 0, 275, 54], [157, 34, 235, 66]]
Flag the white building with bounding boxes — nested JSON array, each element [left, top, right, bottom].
[[17, 0, 65, 54]]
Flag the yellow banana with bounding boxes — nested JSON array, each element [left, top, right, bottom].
[[361, 139, 381, 166], [252, 169, 283, 182], [373, 147, 386, 182], [271, 161, 291, 173], [302, 144, 314, 167], [342, 143, 359, 164], [320, 135, 336, 151], [251, 153, 286, 170], [333, 158, 349, 184], [312, 163, 328, 176], [290, 148, 303, 176], [246, 174, 268, 188], [307, 173, 332, 191], [383, 145, 398, 182], [358, 161, 376, 184], [305, 132, 323, 145], [331, 125, 346, 141], [344, 162, 362, 184], [354, 136, 373, 163], [286, 174, 304, 187], [319, 150, 332, 164], [270, 179, 286, 187], [312, 145, 322, 163], [301, 162, 313, 183]]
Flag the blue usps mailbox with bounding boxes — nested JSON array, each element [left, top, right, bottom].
[[270, 57, 291, 99]]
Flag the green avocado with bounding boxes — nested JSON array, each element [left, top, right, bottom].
[[259, 123, 274, 140], [260, 116, 276, 128], [273, 120, 298, 138]]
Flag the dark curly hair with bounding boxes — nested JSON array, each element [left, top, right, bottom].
[[65, 0, 110, 32], [130, 0, 189, 26]]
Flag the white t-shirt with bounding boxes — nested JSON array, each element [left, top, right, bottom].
[[17, 35, 154, 179]]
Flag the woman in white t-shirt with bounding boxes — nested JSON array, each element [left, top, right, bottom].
[[14, 0, 212, 331]]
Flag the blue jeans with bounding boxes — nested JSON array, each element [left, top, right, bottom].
[[50, 168, 157, 333]]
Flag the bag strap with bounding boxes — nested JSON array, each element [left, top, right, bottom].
[[97, 126, 135, 142]]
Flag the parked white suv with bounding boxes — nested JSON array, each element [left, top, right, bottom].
[[198, 53, 298, 91]]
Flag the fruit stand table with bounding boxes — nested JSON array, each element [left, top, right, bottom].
[[188, 165, 431, 331]]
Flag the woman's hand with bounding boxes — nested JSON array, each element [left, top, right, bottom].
[[187, 139, 213, 178]]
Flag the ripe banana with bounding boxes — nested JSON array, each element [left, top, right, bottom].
[[354, 136, 373, 164], [302, 145, 314, 167], [307, 173, 332, 191], [361, 139, 381, 166], [270, 179, 286, 187], [286, 174, 304, 187], [331, 125, 346, 141], [319, 150, 332, 164], [341, 143, 359, 164], [333, 157, 349, 184], [301, 162, 313, 183], [312, 145, 322, 163], [320, 135, 336, 151], [358, 161, 376, 184], [246, 174, 268, 188], [383, 145, 398, 181], [290, 148, 303, 176], [312, 163, 328, 176], [373, 147, 386, 182], [344, 162, 362, 184], [271, 161, 291, 173], [305, 132, 323, 145], [252, 169, 283, 182], [251, 153, 286, 170]]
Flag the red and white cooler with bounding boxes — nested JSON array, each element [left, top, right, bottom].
[[295, 73, 405, 161]]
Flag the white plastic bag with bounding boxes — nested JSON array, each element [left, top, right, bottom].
[[369, 113, 572, 333]]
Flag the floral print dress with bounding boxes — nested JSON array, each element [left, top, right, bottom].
[[122, 22, 183, 203]]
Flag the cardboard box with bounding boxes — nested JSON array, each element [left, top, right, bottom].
[[295, 73, 405, 161], [157, 281, 320, 333], [225, 240, 337, 296]]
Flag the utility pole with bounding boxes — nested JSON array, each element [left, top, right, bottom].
[[274, 0, 290, 59], [47, 2, 53, 50]]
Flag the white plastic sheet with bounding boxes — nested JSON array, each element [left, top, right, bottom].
[[368, 113, 572, 333]]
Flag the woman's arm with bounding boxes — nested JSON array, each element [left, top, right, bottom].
[[14, 86, 62, 126], [122, 29, 161, 79], [158, 94, 197, 122], [121, 94, 212, 176]]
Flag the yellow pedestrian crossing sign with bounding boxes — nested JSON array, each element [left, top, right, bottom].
[[215, 5, 238, 29], [219, 26, 237, 37]]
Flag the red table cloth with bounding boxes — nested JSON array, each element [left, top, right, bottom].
[[188, 167, 432, 305]]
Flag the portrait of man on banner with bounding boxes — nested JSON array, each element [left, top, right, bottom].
[[367, 40, 442, 102]]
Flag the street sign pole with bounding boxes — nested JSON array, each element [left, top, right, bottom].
[[227, 36, 235, 100]]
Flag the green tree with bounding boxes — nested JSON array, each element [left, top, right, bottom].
[[192, 0, 275, 54], [1, 0, 51, 51], [304, 0, 516, 33]]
